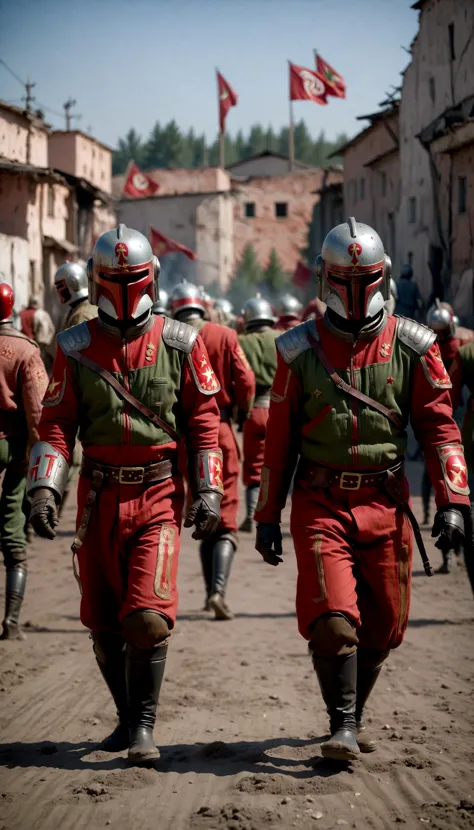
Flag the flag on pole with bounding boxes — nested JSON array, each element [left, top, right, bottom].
[[150, 227, 196, 261], [292, 260, 313, 288], [217, 70, 238, 133], [289, 62, 328, 105], [314, 52, 346, 99], [122, 162, 160, 198]]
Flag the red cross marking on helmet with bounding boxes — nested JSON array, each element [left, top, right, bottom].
[[115, 242, 129, 267], [348, 242, 362, 266]]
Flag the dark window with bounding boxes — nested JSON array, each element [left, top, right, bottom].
[[458, 176, 467, 214], [47, 184, 54, 217], [360, 178, 365, 200], [408, 196, 417, 224], [275, 202, 288, 218], [429, 76, 436, 104], [407, 251, 413, 266], [244, 202, 255, 218], [448, 23, 455, 61], [381, 172, 387, 197]]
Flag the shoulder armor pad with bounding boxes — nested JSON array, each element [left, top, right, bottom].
[[162, 317, 198, 354], [396, 316, 436, 356], [276, 319, 319, 364], [57, 321, 91, 355]]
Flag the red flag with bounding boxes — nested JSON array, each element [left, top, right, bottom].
[[289, 62, 328, 105], [292, 261, 313, 288], [315, 52, 346, 99], [150, 227, 196, 261], [217, 71, 238, 133], [122, 162, 160, 198]]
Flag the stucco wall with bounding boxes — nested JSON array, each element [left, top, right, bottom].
[[0, 233, 30, 309], [0, 172, 30, 237], [228, 156, 310, 178], [0, 105, 48, 166], [112, 167, 230, 199], [195, 193, 234, 289], [49, 131, 112, 194]]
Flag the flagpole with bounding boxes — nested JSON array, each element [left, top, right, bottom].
[[122, 158, 133, 196], [216, 67, 225, 169], [288, 61, 294, 172]]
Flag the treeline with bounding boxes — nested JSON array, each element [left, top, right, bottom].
[[112, 120, 348, 174]]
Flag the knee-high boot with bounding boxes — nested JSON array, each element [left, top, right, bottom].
[[199, 539, 213, 609], [208, 536, 236, 621], [355, 649, 389, 752], [239, 485, 260, 533], [1, 560, 27, 640], [92, 631, 129, 752], [311, 651, 360, 761], [126, 641, 167, 764]]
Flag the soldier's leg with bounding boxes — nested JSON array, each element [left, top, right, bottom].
[[0, 437, 29, 641], [120, 479, 182, 764], [353, 496, 412, 751], [421, 465, 432, 526], [240, 410, 266, 533], [291, 488, 361, 761], [208, 423, 239, 620]]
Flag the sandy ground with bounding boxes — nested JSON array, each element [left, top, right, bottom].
[[0, 460, 473, 830]]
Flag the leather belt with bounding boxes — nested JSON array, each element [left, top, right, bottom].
[[297, 458, 404, 491], [219, 406, 232, 421], [253, 394, 271, 409], [81, 456, 174, 486]]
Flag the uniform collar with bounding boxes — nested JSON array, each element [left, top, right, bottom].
[[323, 309, 388, 342], [97, 312, 155, 342]]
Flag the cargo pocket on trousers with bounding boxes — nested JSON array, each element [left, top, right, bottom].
[[313, 531, 327, 604], [147, 378, 168, 416], [154, 524, 176, 600], [397, 544, 409, 636]]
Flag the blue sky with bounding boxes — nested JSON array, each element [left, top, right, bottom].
[[0, 0, 419, 149]]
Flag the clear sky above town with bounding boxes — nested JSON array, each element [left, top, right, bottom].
[[0, 0, 419, 150]]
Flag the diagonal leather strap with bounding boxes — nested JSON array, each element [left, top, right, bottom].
[[307, 333, 403, 429], [69, 350, 179, 442]]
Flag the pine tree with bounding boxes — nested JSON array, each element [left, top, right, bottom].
[[294, 119, 313, 163], [160, 120, 184, 169], [112, 128, 145, 174], [245, 125, 266, 157], [236, 243, 262, 286], [263, 248, 287, 291], [144, 122, 165, 169]]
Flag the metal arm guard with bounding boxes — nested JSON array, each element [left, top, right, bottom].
[[188, 450, 224, 499], [26, 441, 69, 501]]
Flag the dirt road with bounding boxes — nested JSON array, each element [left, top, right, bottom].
[[0, 461, 473, 830]]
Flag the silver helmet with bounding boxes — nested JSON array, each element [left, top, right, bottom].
[[152, 288, 169, 315], [169, 282, 206, 317], [317, 217, 391, 322], [214, 297, 235, 326], [426, 301, 455, 336], [242, 294, 276, 329], [276, 293, 303, 319], [54, 262, 88, 306], [88, 224, 160, 321]]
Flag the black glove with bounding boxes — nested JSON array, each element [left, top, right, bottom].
[[432, 507, 465, 554], [255, 522, 283, 566], [184, 491, 221, 540], [29, 487, 59, 540], [236, 409, 248, 433]]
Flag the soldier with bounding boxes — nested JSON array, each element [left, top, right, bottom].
[[275, 294, 303, 331], [54, 262, 98, 330], [0, 283, 48, 639], [19, 295, 55, 372], [214, 298, 236, 329], [152, 289, 169, 316], [170, 283, 255, 619], [27, 225, 223, 764], [238, 295, 278, 533], [394, 263, 423, 320], [255, 218, 469, 762]]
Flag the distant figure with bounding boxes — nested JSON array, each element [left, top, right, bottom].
[[275, 294, 303, 331], [54, 262, 97, 330], [152, 289, 169, 316], [394, 264, 423, 319], [19, 295, 55, 372]]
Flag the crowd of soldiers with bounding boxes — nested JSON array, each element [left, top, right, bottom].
[[0, 216, 473, 766]]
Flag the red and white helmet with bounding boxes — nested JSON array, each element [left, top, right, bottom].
[[169, 282, 206, 317], [426, 301, 455, 337], [54, 262, 88, 306], [0, 283, 14, 323], [317, 217, 391, 321], [88, 224, 160, 321]]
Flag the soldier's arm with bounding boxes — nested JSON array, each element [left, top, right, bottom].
[[449, 351, 464, 411], [411, 342, 470, 508], [19, 349, 49, 447], [35, 345, 80, 464], [180, 334, 221, 453], [254, 351, 302, 524], [229, 330, 256, 413]]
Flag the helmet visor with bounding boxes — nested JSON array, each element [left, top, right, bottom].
[[95, 263, 154, 320], [326, 267, 384, 320], [55, 279, 71, 305]]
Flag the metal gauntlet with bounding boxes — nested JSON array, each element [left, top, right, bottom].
[[189, 450, 224, 497], [26, 441, 69, 500]]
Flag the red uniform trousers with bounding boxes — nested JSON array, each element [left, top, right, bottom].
[[242, 407, 269, 487], [290, 479, 412, 651], [179, 420, 240, 533], [75, 472, 184, 633]]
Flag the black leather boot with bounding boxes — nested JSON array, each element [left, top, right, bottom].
[[199, 539, 213, 610], [239, 485, 259, 533], [312, 651, 360, 761], [356, 650, 389, 753], [1, 562, 27, 640], [126, 641, 167, 764], [92, 632, 129, 752], [208, 537, 236, 621], [436, 550, 451, 574]]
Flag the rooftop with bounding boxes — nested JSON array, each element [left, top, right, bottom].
[[50, 129, 113, 153]]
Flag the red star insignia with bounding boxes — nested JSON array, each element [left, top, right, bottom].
[[387, 376, 394, 384]]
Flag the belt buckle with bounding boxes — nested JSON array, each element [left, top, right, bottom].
[[340, 471, 362, 491], [118, 466, 145, 485]]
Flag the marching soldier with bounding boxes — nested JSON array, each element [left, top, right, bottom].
[[54, 262, 98, 330], [152, 289, 169, 316], [170, 283, 255, 619], [214, 298, 236, 329], [238, 295, 278, 532], [19, 295, 56, 373], [255, 218, 470, 762], [27, 225, 223, 764], [0, 284, 48, 639], [275, 294, 303, 332]]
